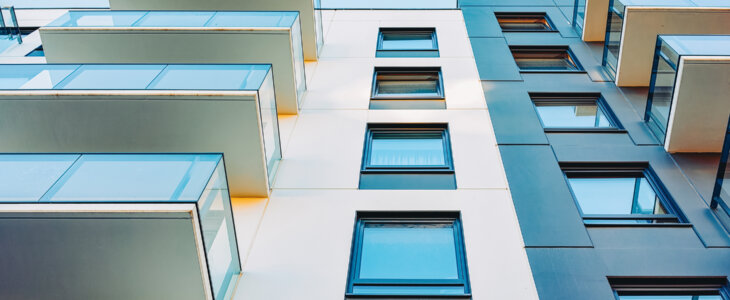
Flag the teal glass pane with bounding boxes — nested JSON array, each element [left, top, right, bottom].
[[352, 285, 465, 295], [370, 134, 445, 166], [0, 155, 78, 201], [134, 11, 214, 27], [148, 65, 270, 90], [359, 223, 459, 280], [320, 0, 456, 9], [1, 0, 109, 8], [381, 32, 435, 50], [45, 154, 220, 201], [55, 65, 165, 89], [535, 103, 613, 128], [0, 65, 78, 89], [257, 71, 282, 183], [47, 11, 146, 27], [205, 12, 298, 27], [568, 177, 667, 215]]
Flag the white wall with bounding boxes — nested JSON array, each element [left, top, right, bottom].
[[231, 10, 539, 300]]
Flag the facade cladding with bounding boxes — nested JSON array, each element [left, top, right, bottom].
[[0, 0, 728, 299]]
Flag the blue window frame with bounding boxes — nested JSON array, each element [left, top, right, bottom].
[[361, 124, 453, 173], [511, 46, 584, 72], [495, 12, 556, 32], [346, 212, 470, 297], [376, 28, 438, 57], [371, 67, 444, 100], [531, 93, 621, 131], [563, 164, 684, 225], [610, 277, 730, 300]]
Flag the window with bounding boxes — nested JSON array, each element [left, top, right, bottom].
[[360, 124, 456, 189], [610, 277, 729, 300], [371, 67, 444, 99], [531, 94, 620, 131], [563, 164, 683, 225], [495, 12, 556, 32], [511, 46, 583, 72], [376, 28, 438, 57], [346, 212, 470, 297], [25, 46, 44, 57]]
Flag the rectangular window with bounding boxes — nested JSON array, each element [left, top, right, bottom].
[[495, 12, 556, 32], [563, 164, 683, 225], [371, 67, 444, 100], [360, 124, 456, 189], [511, 46, 583, 72], [376, 28, 438, 57], [346, 212, 470, 297], [531, 94, 621, 131], [610, 277, 729, 300]]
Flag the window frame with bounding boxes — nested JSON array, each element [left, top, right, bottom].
[[609, 277, 730, 299], [530, 93, 623, 132], [370, 67, 445, 100], [346, 211, 471, 298], [376, 27, 439, 57], [510, 46, 585, 73], [561, 163, 686, 226], [361, 124, 454, 174], [494, 12, 558, 32]]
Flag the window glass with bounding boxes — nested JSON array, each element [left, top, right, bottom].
[[646, 51, 677, 140], [370, 133, 445, 166], [359, 223, 458, 279], [619, 295, 722, 300], [568, 177, 666, 215], [373, 69, 442, 99], [512, 49, 580, 71], [535, 102, 612, 128], [380, 30, 435, 50], [496, 13, 553, 31], [603, 4, 624, 79]]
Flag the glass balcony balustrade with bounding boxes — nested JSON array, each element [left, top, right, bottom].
[[1, 0, 109, 8], [644, 35, 730, 152], [47, 10, 298, 28], [0, 64, 281, 197], [0, 153, 240, 299]]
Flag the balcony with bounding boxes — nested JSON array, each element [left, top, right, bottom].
[[583, 0, 730, 86], [713, 119, 730, 233], [105, 0, 322, 60], [0, 153, 239, 300], [40, 11, 305, 114], [0, 64, 281, 197], [644, 35, 730, 153]]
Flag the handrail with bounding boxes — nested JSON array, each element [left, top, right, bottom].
[[1, 6, 22, 44]]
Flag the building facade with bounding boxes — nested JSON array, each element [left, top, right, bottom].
[[0, 0, 728, 299]]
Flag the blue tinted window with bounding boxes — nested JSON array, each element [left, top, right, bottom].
[[533, 96, 616, 129], [512, 47, 582, 71], [372, 68, 443, 99], [377, 28, 438, 58], [363, 126, 452, 171], [347, 213, 469, 296]]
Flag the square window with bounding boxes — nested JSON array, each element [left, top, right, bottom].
[[376, 28, 438, 57], [495, 12, 556, 32], [346, 212, 470, 297], [531, 94, 621, 130], [360, 124, 456, 190], [563, 164, 683, 225], [511, 46, 583, 72], [610, 277, 729, 300], [371, 67, 444, 100]]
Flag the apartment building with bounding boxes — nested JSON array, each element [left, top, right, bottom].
[[0, 0, 728, 299]]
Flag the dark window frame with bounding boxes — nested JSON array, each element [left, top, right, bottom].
[[361, 124, 454, 174], [510, 46, 585, 73], [530, 93, 624, 132], [561, 163, 687, 226], [370, 67, 445, 100], [376, 27, 439, 57], [494, 12, 558, 32], [346, 211, 471, 298], [609, 277, 730, 299]]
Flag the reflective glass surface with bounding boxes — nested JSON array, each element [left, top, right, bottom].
[[374, 71, 441, 98], [568, 176, 669, 219], [618, 295, 722, 300], [56, 65, 165, 89], [1, 0, 109, 8], [380, 31, 436, 50], [359, 223, 458, 280], [320, 0, 456, 9], [646, 51, 677, 141], [0, 155, 79, 201], [148, 65, 270, 90], [603, 3, 624, 79], [513, 50, 580, 71], [0, 65, 78, 89], [352, 285, 466, 295], [257, 71, 282, 183], [370, 133, 445, 166], [535, 102, 613, 128], [47, 11, 298, 28], [574, 0, 586, 33], [496, 14, 553, 31]]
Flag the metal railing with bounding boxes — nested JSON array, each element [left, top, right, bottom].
[[1, 6, 22, 44]]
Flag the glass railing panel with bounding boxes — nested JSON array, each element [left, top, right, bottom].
[[43, 154, 221, 202], [47, 11, 147, 27], [0, 155, 79, 202], [54, 65, 166, 90], [147, 65, 271, 90], [291, 17, 306, 101], [0, 65, 79, 89], [258, 71, 282, 183], [319, 0, 456, 9], [1, 0, 109, 8], [197, 160, 240, 299], [134, 11, 214, 27], [204, 11, 298, 27]]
